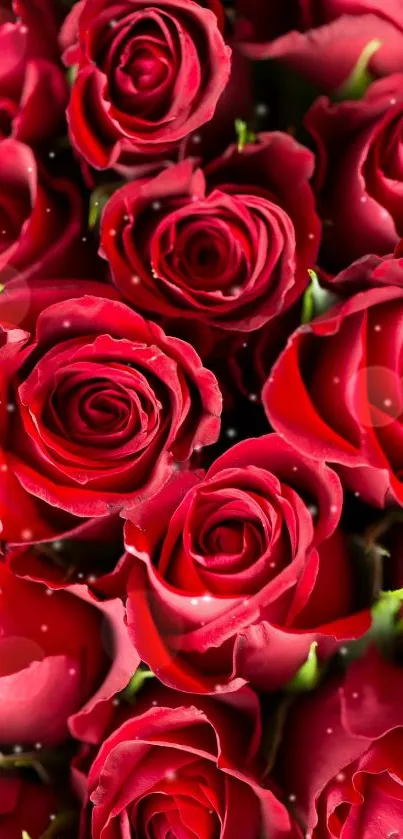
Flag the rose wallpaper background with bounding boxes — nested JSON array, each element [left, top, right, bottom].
[[2, 0, 403, 837]]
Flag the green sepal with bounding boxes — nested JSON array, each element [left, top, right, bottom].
[[285, 642, 320, 693], [66, 65, 78, 87], [89, 182, 123, 229], [120, 665, 155, 703], [301, 270, 338, 324], [335, 39, 382, 101], [371, 588, 403, 650], [234, 119, 256, 152]]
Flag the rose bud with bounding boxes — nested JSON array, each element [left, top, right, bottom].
[[0, 563, 139, 746], [125, 434, 369, 693]]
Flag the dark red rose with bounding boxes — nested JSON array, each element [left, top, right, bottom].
[[329, 245, 403, 295], [263, 285, 403, 508], [0, 139, 92, 285], [276, 648, 403, 838], [306, 74, 403, 271], [76, 684, 298, 839], [0, 279, 221, 542], [0, 563, 139, 746], [0, 775, 75, 839], [237, 1, 403, 93], [60, 0, 231, 170], [100, 133, 320, 331], [125, 433, 369, 693], [0, 2, 67, 145]]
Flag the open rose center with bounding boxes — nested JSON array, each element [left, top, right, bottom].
[[46, 370, 157, 450], [159, 479, 292, 597], [133, 760, 221, 839], [107, 15, 179, 116], [129, 46, 170, 92]]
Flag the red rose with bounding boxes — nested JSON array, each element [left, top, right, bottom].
[[237, 1, 403, 93], [0, 562, 139, 746], [77, 684, 297, 839], [0, 775, 74, 839], [306, 74, 403, 271], [0, 2, 67, 145], [264, 285, 403, 508], [100, 133, 320, 331], [60, 0, 231, 170], [125, 434, 369, 693], [276, 648, 403, 838], [0, 139, 91, 285], [0, 279, 221, 542]]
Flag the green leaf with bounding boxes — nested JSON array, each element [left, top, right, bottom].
[[285, 642, 320, 693], [336, 39, 382, 101], [234, 119, 256, 152], [301, 270, 338, 324], [120, 665, 155, 703], [22, 833, 32, 839]]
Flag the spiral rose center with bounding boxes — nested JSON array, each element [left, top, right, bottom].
[[130, 47, 169, 92]]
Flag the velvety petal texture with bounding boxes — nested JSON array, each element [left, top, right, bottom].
[[100, 133, 320, 331], [306, 74, 403, 270], [236, 0, 403, 93], [0, 564, 139, 746], [277, 648, 403, 838], [61, 0, 231, 169], [125, 434, 369, 692], [264, 285, 403, 507], [79, 685, 297, 839], [0, 280, 221, 540]]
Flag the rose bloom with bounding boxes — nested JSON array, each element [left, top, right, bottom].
[[125, 434, 369, 693], [0, 280, 221, 542], [328, 245, 403, 295], [236, 0, 403, 93], [60, 0, 231, 170], [276, 647, 403, 838], [264, 285, 403, 508], [0, 775, 75, 839], [100, 132, 320, 332], [0, 0, 67, 144], [0, 562, 139, 746], [0, 139, 91, 285], [306, 74, 403, 271], [76, 684, 298, 839]]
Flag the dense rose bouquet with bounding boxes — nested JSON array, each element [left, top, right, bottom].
[[2, 3, 403, 839]]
